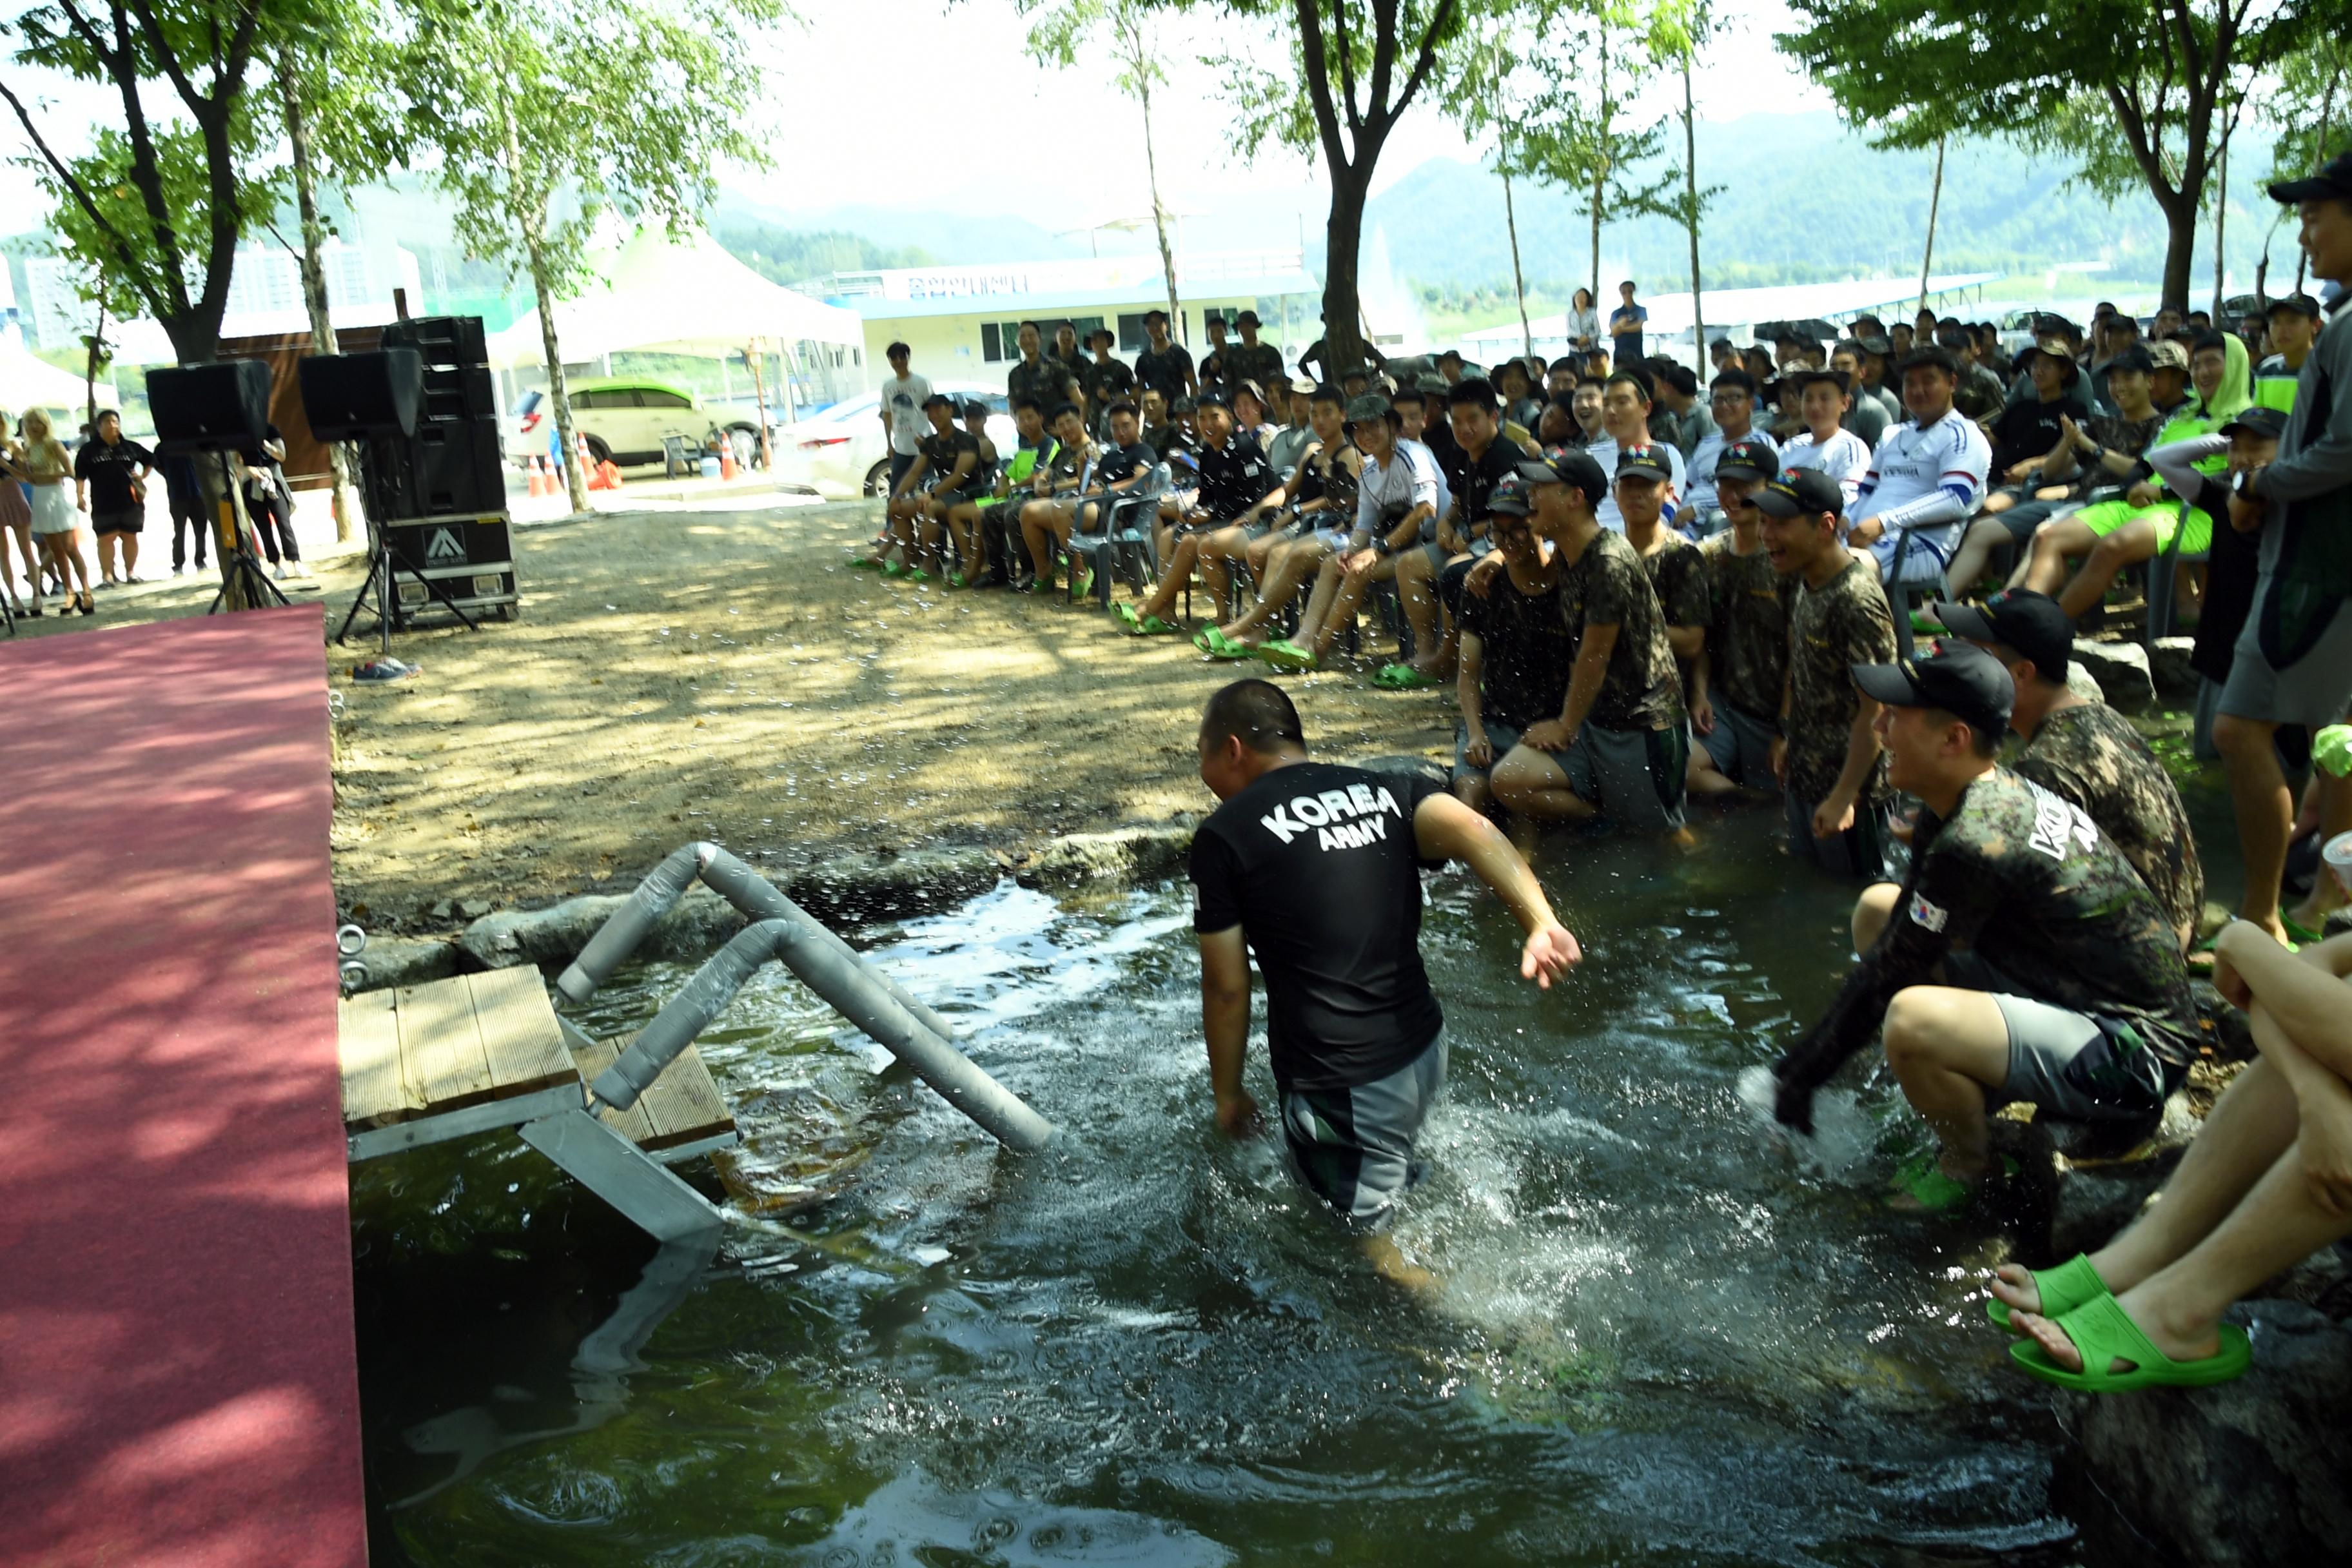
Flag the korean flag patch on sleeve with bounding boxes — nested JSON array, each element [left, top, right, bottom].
[[1908, 892, 1948, 933]]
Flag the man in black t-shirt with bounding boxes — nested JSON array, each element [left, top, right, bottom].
[[1018, 401, 1157, 597], [1081, 328, 1137, 423], [74, 409, 153, 583], [1133, 309, 1196, 403], [1196, 313, 1234, 391], [1189, 680, 1580, 1269], [863, 394, 978, 580], [1453, 481, 1572, 821]]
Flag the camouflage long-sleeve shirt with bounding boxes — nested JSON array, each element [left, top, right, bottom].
[[2012, 702, 2204, 947], [1698, 534, 1792, 725]]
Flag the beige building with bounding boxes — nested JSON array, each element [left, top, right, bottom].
[[798, 250, 1324, 392]]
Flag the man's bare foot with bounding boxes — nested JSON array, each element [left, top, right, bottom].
[[1988, 1262, 2047, 1316], [2015, 1286, 2219, 1375], [1360, 1234, 1439, 1295]]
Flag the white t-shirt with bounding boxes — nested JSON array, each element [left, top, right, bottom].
[[1685, 427, 1779, 516], [1582, 433, 1686, 532], [1355, 438, 1446, 542], [1853, 409, 1993, 557], [879, 373, 932, 456], [1779, 427, 1874, 508]]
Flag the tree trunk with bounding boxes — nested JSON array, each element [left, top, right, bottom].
[[1130, 20, 1182, 335], [1502, 163, 1531, 358], [500, 90, 588, 513], [1681, 57, 1703, 364], [1917, 135, 1945, 318], [1321, 160, 1373, 375], [277, 47, 360, 543], [83, 300, 106, 429], [2212, 121, 2230, 318]]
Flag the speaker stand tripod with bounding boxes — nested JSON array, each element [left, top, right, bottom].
[[206, 453, 290, 616], [335, 518, 480, 651]]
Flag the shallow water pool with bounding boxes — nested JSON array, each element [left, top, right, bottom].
[[354, 804, 2109, 1566]]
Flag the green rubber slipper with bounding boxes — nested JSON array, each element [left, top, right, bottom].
[[1070, 567, 1095, 600], [1137, 612, 1179, 636], [2008, 1295, 2251, 1391], [1373, 663, 1440, 690], [1255, 638, 1317, 671], [905, 567, 932, 583], [1888, 1151, 2019, 1214], [2281, 912, 2326, 946], [1115, 600, 1141, 632], [1987, 1252, 2108, 1332], [1910, 608, 1946, 636], [850, 555, 887, 572], [1194, 626, 1253, 660], [881, 560, 906, 578], [948, 572, 970, 589]]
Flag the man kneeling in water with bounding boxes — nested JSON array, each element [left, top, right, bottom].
[[1189, 680, 1581, 1279]]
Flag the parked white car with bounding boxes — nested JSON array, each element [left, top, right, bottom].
[[772, 383, 1016, 499], [507, 377, 762, 471]]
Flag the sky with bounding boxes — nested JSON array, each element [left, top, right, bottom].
[[1, 0, 1835, 244]]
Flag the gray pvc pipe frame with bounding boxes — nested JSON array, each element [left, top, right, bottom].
[[556, 843, 1054, 1153]]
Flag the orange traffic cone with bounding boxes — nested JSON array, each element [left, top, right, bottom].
[[718, 437, 737, 480], [528, 455, 549, 496]]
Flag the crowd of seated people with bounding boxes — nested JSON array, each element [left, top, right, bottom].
[[848, 159, 2352, 1389]]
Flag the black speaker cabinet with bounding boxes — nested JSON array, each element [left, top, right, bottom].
[[382, 512, 519, 625], [146, 360, 273, 453], [421, 364, 496, 422], [411, 419, 505, 516], [380, 315, 488, 368], [298, 349, 424, 440]]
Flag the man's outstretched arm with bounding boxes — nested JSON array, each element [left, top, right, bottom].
[[1411, 793, 1582, 986], [1198, 925, 1259, 1135]]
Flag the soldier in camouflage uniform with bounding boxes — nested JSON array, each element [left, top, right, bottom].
[[1490, 446, 1689, 833], [1005, 322, 1060, 413], [1935, 590, 2206, 948], [1690, 439, 1792, 794], [1755, 468, 1899, 877], [1615, 445, 1713, 753], [1772, 642, 2202, 1211]]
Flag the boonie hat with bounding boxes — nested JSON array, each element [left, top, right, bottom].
[[1714, 438, 1779, 482], [2219, 406, 2288, 442], [2268, 149, 2352, 204], [2146, 339, 2190, 371], [1289, 375, 1319, 397], [1931, 589, 2073, 685], [1516, 446, 1609, 508], [1615, 444, 1673, 482], [1852, 640, 2015, 742], [1343, 393, 1394, 426], [1752, 467, 1846, 520]]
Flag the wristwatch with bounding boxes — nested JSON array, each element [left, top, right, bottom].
[[1373, 536, 1395, 557], [2234, 467, 2263, 501]]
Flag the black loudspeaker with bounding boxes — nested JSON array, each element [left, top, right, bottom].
[[298, 349, 424, 440], [382, 315, 488, 368], [422, 364, 496, 422], [146, 359, 273, 453], [412, 420, 504, 515]]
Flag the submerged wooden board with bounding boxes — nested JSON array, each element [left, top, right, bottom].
[[571, 1034, 738, 1152], [338, 971, 578, 1130]]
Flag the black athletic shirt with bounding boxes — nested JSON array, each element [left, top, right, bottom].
[[1444, 438, 1524, 538], [1191, 761, 1447, 1092], [1134, 343, 1194, 401], [1094, 440, 1157, 487], [1193, 432, 1275, 520]]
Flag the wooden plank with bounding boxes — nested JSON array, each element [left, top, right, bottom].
[[338, 988, 412, 1128], [569, 1036, 660, 1148], [395, 976, 496, 1113], [464, 968, 576, 1100], [570, 1032, 734, 1152]]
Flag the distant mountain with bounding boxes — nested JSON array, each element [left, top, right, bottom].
[[712, 192, 1089, 271], [1365, 111, 2279, 298]]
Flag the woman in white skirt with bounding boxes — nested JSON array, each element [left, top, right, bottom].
[[0, 409, 37, 616], [21, 407, 93, 616]]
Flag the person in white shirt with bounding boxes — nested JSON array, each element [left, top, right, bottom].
[[1279, 394, 1446, 670], [1582, 370, 1685, 531], [1778, 370, 1874, 510], [875, 342, 931, 492], [1847, 346, 1994, 587], [1683, 368, 1779, 532]]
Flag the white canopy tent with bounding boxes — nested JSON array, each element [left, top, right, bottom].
[[1, 338, 115, 422], [486, 228, 865, 424]]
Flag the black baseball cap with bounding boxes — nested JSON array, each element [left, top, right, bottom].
[[2107, 345, 2156, 374], [1752, 467, 1846, 520], [1195, 389, 1231, 410], [1931, 589, 2072, 685], [1853, 640, 2015, 742], [1485, 475, 1534, 516], [1856, 333, 1894, 357], [1517, 446, 1610, 507], [1343, 393, 1394, 426], [1615, 444, 1672, 483], [2269, 150, 2352, 204], [920, 393, 955, 411], [2219, 406, 2288, 442], [1714, 438, 1779, 482], [2267, 293, 2324, 320]]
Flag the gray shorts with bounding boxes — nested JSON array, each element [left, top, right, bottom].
[[1280, 1030, 1447, 1231], [2221, 592, 2352, 730], [1943, 951, 2171, 1121], [1700, 703, 1781, 787], [1511, 722, 1689, 831], [1785, 789, 1892, 880], [1453, 720, 1524, 786]]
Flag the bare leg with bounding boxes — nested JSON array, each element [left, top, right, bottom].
[[2289, 772, 2352, 930], [1019, 500, 1060, 584], [1135, 532, 1206, 622], [1393, 547, 1444, 671], [1852, 881, 1901, 953], [1491, 745, 1596, 822], [2215, 712, 2295, 937], [121, 532, 139, 579], [1220, 538, 1326, 642], [1686, 744, 1742, 798], [1946, 516, 2017, 598], [2057, 519, 2153, 621], [1879, 986, 2010, 1183], [1294, 553, 1349, 649], [2019, 517, 2096, 597]]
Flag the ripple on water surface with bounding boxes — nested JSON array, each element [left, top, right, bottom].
[[353, 809, 2081, 1566]]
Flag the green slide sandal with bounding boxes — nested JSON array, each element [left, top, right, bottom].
[[1888, 1151, 2017, 1214], [1255, 638, 1317, 671], [1194, 627, 1253, 660], [1986, 1252, 2108, 1331], [2009, 1295, 2251, 1391], [1373, 663, 1439, 690]]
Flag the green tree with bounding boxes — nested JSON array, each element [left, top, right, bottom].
[[394, 0, 787, 510], [1781, 0, 2323, 311], [3, 0, 291, 365], [1653, 0, 1719, 355], [1021, 0, 1186, 335], [2263, 33, 2351, 290]]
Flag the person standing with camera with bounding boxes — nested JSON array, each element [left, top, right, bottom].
[[74, 409, 152, 587]]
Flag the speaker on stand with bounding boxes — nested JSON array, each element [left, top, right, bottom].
[[144, 359, 290, 615], [298, 348, 485, 650]]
